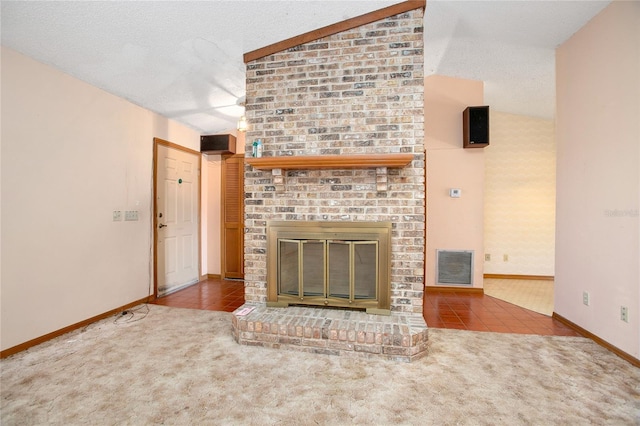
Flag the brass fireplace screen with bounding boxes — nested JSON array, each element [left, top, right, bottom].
[[266, 221, 391, 315]]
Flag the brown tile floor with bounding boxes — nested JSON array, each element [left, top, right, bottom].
[[424, 289, 580, 336], [152, 278, 580, 337], [151, 277, 245, 312]]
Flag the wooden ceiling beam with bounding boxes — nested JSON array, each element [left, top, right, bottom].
[[243, 0, 426, 63]]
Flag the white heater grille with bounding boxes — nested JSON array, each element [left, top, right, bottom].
[[436, 250, 474, 286]]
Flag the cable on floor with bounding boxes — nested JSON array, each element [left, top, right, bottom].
[[114, 304, 150, 325]]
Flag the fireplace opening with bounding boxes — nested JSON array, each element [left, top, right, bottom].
[[267, 221, 391, 314], [279, 239, 378, 299]]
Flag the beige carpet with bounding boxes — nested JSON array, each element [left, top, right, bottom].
[[2, 304, 639, 425], [484, 278, 555, 316]]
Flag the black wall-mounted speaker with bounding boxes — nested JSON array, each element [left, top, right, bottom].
[[463, 106, 489, 148], [200, 134, 236, 154]]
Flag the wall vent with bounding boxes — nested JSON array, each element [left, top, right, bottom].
[[436, 250, 473, 286]]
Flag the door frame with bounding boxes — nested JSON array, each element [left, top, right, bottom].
[[152, 137, 202, 299]]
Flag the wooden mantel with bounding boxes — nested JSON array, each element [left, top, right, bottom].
[[245, 153, 414, 171], [245, 154, 413, 193]]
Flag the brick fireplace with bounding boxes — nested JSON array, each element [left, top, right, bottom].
[[232, 4, 428, 361]]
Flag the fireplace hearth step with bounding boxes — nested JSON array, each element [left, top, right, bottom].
[[231, 304, 429, 362]]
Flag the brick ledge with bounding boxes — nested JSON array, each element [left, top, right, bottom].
[[231, 304, 429, 362]]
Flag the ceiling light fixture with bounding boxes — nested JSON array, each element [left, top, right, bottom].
[[236, 95, 247, 132], [237, 115, 247, 132]]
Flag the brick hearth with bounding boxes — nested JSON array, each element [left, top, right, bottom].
[[232, 305, 428, 362]]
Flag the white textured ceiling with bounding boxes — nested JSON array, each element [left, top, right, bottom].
[[1, 0, 610, 134], [424, 0, 611, 120]]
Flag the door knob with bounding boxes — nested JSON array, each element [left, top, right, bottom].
[[159, 223, 167, 228]]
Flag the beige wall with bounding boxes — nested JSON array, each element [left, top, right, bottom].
[[555, 1, 640, 357], [425, 75, 484, 287], [206, 156, 222, 276], [484, 112, 556, 276], [0, 47, 202, 351]]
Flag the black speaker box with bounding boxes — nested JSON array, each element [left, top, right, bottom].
[[463, 106, 489, 148], [200, 134, 236, 154]]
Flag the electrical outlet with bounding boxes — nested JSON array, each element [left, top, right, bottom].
[[582, 291, 590, 306], [485, 254, 491, 261], [620, 306, 629, 322], [503, 254, 509, 262], [113, 211, 122, 221], [124, 210, 139, 221]]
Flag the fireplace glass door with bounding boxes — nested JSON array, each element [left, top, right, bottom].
[[278, 238, 378, 305], [267, 221, 391, 314], [278, 239, 326, 297], [328, 241, 378, 300]]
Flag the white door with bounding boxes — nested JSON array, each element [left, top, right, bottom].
[[156, 142, 200, 296]]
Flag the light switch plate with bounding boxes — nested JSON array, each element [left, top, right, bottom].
[[450, 188, 461, 198], [125, 211, 139, 221]]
